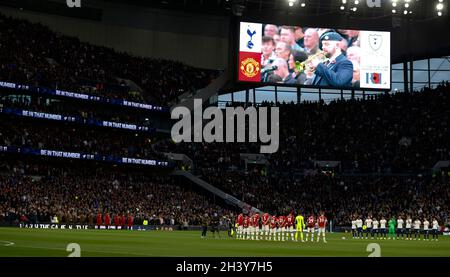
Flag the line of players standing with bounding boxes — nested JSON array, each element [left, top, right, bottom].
[[351, 216, 440, 241], [236, 212, 328, 243]]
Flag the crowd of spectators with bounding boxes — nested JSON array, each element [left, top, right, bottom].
[[158, 82, 450, 173], [0, 13, 218, 106], [200, 168, 450, 227], [0, 115, 162, 160], [0, 160, 231, 227], [0, 95, 165, 128]]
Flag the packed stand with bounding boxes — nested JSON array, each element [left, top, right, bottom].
[[0, 160, 232, 227], [158, 82, 450, 173], [0, 13, 218, 106], [0, 115, 162, 159], [200, 168, 450, 227]]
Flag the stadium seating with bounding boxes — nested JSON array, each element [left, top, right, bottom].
[[0, 12, 218, 106], [0, 158, 231, 227]]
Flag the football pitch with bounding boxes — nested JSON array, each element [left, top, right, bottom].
[[0, 227, 449, 257]]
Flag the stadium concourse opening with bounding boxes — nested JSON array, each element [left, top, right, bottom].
[[0, 0, 449, 269]]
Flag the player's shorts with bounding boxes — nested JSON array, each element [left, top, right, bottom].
[[263, 225, 269, 232], [380, 228, 386, 234], [357, 227, 363, 233], [254, 226, 259, 233], [308, 227, 315, 232], [423, 229, 429, 235], [397, 228, 403, 234], [414, 229, 420, 234], [270, 227, 277, 234], [278, 227, 285, 233], [238, 225, 243, 233], [406, 228, 411, 234], [372, 228, 378, 234], [318, 227, 325, 234], [366, 227, 372, 233], [287, 226, 294, 232]]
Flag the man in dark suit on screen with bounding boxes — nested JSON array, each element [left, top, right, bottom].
[[308, 32, 353, 88]]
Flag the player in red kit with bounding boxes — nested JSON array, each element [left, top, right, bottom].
[[306, 214, 316, 242], [252, 213, 260, 240], [317, 212, 328, 243], [96, 211, 102, 227], [286, 213, 295, 241], [104, 212, 110, 227], [270, 215, 278, 241], [278, 215, 287, 241], [127, 214, 133, 230], [113, 213, 119, 228], [242, 215, 250, 240], [237, 213, 244, 240], [121, 214, 126, 229], [262, 213, 270, 240]]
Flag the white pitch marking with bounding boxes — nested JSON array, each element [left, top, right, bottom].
[[0, 241, 15, 246]]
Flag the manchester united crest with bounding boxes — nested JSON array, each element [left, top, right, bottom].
[[240, 58, 260, 78]]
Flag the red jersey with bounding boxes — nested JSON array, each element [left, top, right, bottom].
[[286, 214, 294, 227], [243, 216, 249, 228], [104, 213, 110, 226], [307, 216, 315, 228], [96, 213, 102, 225], [121, 215, 126, 227], [237, 214, 244, 226], [318, 215, 327, 228], [270, 216, 278, 228], [113, 215, 119, 226], [278, 216, 286, 228], [252, 214, 260, 227], [127, 215, 133, 227], [262, 213, 270, 225]]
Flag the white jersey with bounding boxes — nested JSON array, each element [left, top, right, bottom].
[[365, 218, 373, 228], [406, 219, 412, 228], [356, 219, 363, 228], [380, 219, 387, 229], [423, 220, 430, 230], [373, 220, 379, 229], [351, 220, 356, 229], [397, 219, 404, 228], [432, 220, 439, 230], [414, 220, 421, 230]]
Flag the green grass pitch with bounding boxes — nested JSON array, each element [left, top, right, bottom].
[[0, 227, 449, 257]]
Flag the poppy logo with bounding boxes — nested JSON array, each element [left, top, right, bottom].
[[66, 0, 81, 8]]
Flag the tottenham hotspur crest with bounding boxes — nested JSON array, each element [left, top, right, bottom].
[[369, 34, 382, 51], [246, 27, 257, 49]]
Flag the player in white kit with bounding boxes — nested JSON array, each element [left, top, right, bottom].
[[356, 217, 363, 239], [379, 217, 387, 240], [405, 216, 413, 240], [372, 218, 379, 239], [397, 216, 404, 240], [432, 218, 439, 241], [351, 217, 357, 239], [413, 218, 421, 240], [364, 216, 373, 239], [423, 218, 430, 241]]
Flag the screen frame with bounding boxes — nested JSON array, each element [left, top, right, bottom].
[[235, 20, 392, 92]]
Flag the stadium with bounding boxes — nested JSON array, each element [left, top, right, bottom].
[[0, 0, 450, 264]]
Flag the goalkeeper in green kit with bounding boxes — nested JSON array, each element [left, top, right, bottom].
[[388, 216, 396, 240]]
